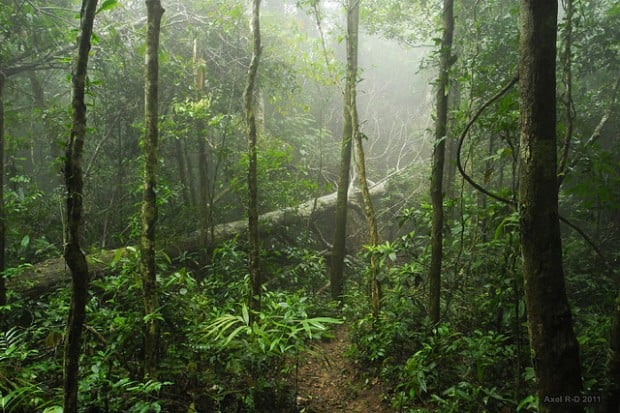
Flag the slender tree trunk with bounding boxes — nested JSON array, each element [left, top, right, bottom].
[[443, 79, 460, 205], [557, 0, 573, 187], [518, 2, 583, 411], [245, 0, 262, 317], [347, 0, 380, 317], [428, 0, 454, 325], [328, 0, 356, 303], [479, 136, 494, 242], [174, 138, 191, 206], [0, 72, 6, 322], [141, 0, 164, 380], [194, 40, 210, 256], [63, 1, 98, 411], [184, 143, 197, 205], [197, 136, 210, 253]]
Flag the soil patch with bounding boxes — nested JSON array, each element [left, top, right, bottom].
[[293, 325, 395, 413]]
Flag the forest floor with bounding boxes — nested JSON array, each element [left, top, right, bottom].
[[293, 325, 396, 413]]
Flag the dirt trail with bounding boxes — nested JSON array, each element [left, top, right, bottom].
[[294, 325, 395, 413]]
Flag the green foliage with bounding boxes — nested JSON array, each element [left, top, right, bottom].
[[1, 0, 617, 412], [361, 0, 440, 46], [195, 292, 341, 411], [346, 198, 533, 412], [96, 0, 119, 15], [2, 233, 344, 412], [0, 323, 63, 412], [4, 175, 61, 265], [352, 314, 520, 411]]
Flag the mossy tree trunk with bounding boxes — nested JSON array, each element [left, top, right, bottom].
[[63, 1, 98, 411], [244, 0, 262, 317], [141, 0, 164, 380], [428, 0, 454, 325], [518, 1, 583, 411], [328, 0, 356, 303], [347, 0, 380, 317]]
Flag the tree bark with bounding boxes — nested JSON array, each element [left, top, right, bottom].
[[174, 138, 192, 206], [197, 136, 210, 253], [518, 2, 583, 411], [63, 1, 98, 412], [141, 0, 164, 380], [428, 0, 454, 325], [194, 40, 211, 256], [347, 0, 381, 317], [328, 0, 356, 303], [244, 0, 262, 317]]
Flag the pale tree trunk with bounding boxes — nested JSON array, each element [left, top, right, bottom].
[[174, 138, 192, 206], [184, 143, 197, 205], [429, 0, 454, 325], [348, 0, 380, 317], [245, 0, 262, 317], [328, 0, 356, 303], [197, 136, 209, 253], [63, 0, 98, 411], [518, 2, 583, 411], [194, 40, 210, 256], [141, 0, 164, 380]]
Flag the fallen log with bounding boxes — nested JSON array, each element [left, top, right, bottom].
[[9, 181, 388, 297]]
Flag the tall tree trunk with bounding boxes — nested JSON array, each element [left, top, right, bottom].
[[197, 136, 210, 254], [0, 71, 5, 322], [141, 0, 164, 380], [184, 143, 197, 206], [245, 0, 262, 317], [557, 0, 573, 187], [63, 1, 98, 411], [328, 0, 356, 303], [194, 40, 210, 256], [443, 78, 461, 207], [348, 0, 380, 317], [518, 2, 583, 411], [428, 0, 454, 325]]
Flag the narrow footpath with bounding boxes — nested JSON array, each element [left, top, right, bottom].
[[294, 326, 395, 413]]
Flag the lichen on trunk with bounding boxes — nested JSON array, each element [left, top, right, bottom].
[[141, 0, 164, 380], [428, 0, 454, 325]]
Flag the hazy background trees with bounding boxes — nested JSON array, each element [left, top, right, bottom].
[[0, 0, 618, 411]]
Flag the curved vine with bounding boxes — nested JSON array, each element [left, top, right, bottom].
[[455, 74, 518, 207]]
